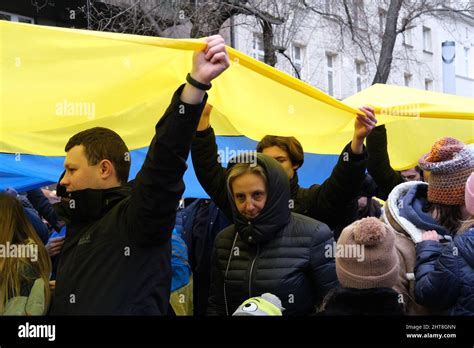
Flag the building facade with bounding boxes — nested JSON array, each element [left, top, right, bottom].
[[230, 2, 474, 99]]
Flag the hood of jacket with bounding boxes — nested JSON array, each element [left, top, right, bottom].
[[226, 153, 291, 244], [398, 184, 450, 236], [383, 181, 429, 243]]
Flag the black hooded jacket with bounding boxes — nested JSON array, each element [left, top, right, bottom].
[[49, 85, 206, 315], [207, 153, 338, 316]]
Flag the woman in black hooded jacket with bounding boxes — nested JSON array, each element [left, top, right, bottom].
[[207, 153, 338, 316], [192, 104, 376, 237]]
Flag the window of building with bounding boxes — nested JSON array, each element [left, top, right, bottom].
[[378, 8, 387, 34], [404, 73, 412, 87], [326, 53, 336, 96], [465, 47, 470, 77], [425, 79, 433, 91], [353, 0, 367, 30], [423, 26, 432, 52], [292, 44, 304, 77], [252, 33, 265, 62], [355, 60, 365, 92], [403, 27, 413, 47]]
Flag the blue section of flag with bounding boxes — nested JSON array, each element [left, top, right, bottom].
[[0, 136, 339, 196]]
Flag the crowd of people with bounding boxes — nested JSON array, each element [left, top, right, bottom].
[[1, 35, 473, 316]]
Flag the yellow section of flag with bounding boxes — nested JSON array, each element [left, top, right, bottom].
[[1, 21, 472, 169]]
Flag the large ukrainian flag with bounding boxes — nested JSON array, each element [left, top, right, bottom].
[[1, 21, 473, 195]]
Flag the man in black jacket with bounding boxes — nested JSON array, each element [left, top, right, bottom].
[[49, 35, 230, 315]]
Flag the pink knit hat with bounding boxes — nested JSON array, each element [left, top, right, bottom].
[[466, 172, 474, 216]]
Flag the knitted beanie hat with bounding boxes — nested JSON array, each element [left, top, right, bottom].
[[232, 293, 284, 316], [418, 138, 474, 205], [336, 217, 399, 289], [466, 172, 474, 216]]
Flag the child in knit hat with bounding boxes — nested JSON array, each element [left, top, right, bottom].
[[382, 137, 473, 315], [414, 172, 474, 315], [320, 217, 404, 315]]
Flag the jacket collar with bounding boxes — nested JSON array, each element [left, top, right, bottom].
[[383, 181, 451, 243], [62, 185, 131, 223]]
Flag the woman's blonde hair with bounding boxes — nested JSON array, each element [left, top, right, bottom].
[[0, 193, 52, 314], [227, 163, 267, 196]]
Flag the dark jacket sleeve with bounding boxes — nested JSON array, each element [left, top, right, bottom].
[[414, 241, 460, 310], [126, 84, 207, 246], [306, 142, 367, 230], [24, 208, 49, 245], [366, 125, 404, 200], [309, 222, 339, 308], [191, 126, 233, 220], [26, 189, 60, 230], [207, 240, 227, 316]]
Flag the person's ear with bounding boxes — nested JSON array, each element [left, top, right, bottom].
[[99, 160, 114, 180]]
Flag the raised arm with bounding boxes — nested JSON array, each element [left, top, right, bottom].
[[191, 105, 233, 220], [365, 108, 404, 200], [306, 108, 376, 229], [127, 35, 230, 246]]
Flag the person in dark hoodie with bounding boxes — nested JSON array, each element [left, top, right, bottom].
[[320, 217, 404, 315], [49, 35, 230, 315], [207, 153, 338, 316], [192, 104, 377, 235]]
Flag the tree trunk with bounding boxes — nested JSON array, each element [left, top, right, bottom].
[[262, 20, 277, 66], [371, 0, 403, 84]]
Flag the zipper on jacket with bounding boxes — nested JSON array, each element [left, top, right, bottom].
[[248, 244, 260, 298]]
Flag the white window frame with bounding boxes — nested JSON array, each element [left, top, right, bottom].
[[326, 53, 336, 96], [252, 33, 265, 62], [292, 44, 304, 77], [403, 27, 413, 47], [423, 26, 432, 53], [355, 60, 365, 92]]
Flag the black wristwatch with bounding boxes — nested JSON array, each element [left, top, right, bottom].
[[186, 73, 212, 91]]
